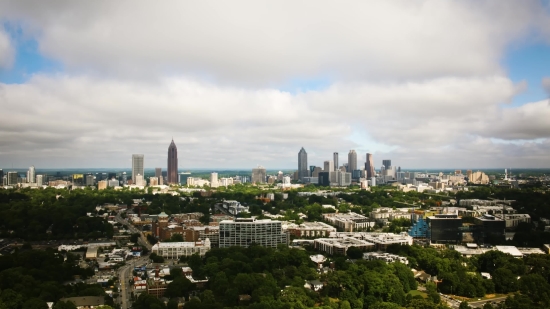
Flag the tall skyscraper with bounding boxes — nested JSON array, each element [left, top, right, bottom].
[[348, 150, 357, 172], [252, 166, 266, 184], [167, 139, 178, 184], [210, 172, 219, 188], [155, 168, 162, 178], [365, 153, 375, 179], [333, 152, 339, 171], [27, 166, 35, 183], [382, 160, 392, 170], [7, 172, 18, 186], [132, 154, 144, 184], [298, 147, 308, 181], [324, 160, 334, 172]]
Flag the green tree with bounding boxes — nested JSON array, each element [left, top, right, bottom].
[[346, 247, 363, 259]]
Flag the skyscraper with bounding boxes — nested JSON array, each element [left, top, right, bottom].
[[36, 175, 44, 186], [155, 168, 162, 178], [382, 160, 391, 170], [167, 139, 178, 184], [365, 153, 375, 179], [132, 154, 144, 184], [28, 166, 35, 183], [298, 147, 308, 181], [348, 150, 357, 172], [252, 166, 266, 184], [333, 152, 339, 171], [324, 160, 334, 172]]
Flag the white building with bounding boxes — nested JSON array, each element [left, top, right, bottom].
[[314, 237, 374, 255], [331, 232, 414, 251], [210, 172, 219, 188], [219, 218, 288, 248], [323, 213, 375, 232], [151, 239, 211, 259]]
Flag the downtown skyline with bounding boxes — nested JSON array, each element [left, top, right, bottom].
[[1, 1, 550, 169]]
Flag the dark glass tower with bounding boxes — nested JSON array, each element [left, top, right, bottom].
[[167, 139, 178, 184]]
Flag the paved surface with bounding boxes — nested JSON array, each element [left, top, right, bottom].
[[117, 256, 149, 309]]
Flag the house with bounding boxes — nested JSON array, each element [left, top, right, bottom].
[[304, 280, 324, 292]]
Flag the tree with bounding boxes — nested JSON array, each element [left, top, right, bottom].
[[164, 277, 194, 298], [458, 301, 471, 309], [53, 301, 78, 309], [22, 298, 48, 309], [492, 268, 518, 293]]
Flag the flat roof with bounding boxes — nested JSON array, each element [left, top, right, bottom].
[[495, 246, 523, 257]]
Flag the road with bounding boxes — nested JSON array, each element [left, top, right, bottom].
[[116, 256, 150, 309], [115, 213, 152, 251], [443, 294, 508, 308]]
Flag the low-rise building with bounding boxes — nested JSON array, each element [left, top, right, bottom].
[[363, 252, 408, 264], [323, 213, 375, 232], [283, 221, 336, 238], [151, 239, 211, 259], [331, 232, 413, 251], [500, 214, 531, 230], [314, 237, 374, 255]]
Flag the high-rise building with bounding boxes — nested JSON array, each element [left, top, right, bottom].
[[365, 153, 375, 179], [7, 172, 18, 186], [36, 175, 44, 186], [85, 174, 94, 186], [155, 168, 162, 178], [132, 154, 144, 184], [219, 218, 288, 248], [348, 150, 357, 172], [210, 172, 219, 188], [149, 177, 159, 186], [382, 160, 391, 170], [252, 166, 266, 184], [98, 180, 107, 190], [167, 139, 178, 184], [323, 160, 334, 172], [28, 166, 35, 183], [298, 147, 308, 181], [333, 152, 339, 171], [0, 169, 3, 182]]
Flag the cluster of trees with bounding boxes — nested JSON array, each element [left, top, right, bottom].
[[0, 248, 116, 309], [133, 245, 449, 309]]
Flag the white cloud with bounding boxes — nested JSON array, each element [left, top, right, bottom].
[[0, 74, 549, 168], [0, 28, 14, 69], [1, 1, 549, 84]]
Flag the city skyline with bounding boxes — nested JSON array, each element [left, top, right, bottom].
[[1, 2, 550, 169]]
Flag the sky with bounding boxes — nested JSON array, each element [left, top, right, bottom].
[[1, 1, 550, 170]]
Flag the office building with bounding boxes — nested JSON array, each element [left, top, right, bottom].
[[0, 169, 3, 182], [155, 168, 162, 178], [36, 175, 43, 186], [298, 147, 308, 181], [149, 177, 159, 186], [132, 154, 144, 184], [323, 160, 334, 172], [121, 172, 127, 185], [348, 150, 357, 172], [7, 172, 18, 186], [318, 172, 330, 186], [365, 153, 375, 179], [337, 170, 352, 186], [382, 160, 391, 170], [311, 166, 323, 177], [352, 169, 361, 180], [108, 179, 119, 187], [210, 172, 219, 188], [475, 214, 505, 243], [219, 218, 288, 248], [167, 139, 178, 184], [427, 214, 462, 244], [252, 166, 266, 184], [85, 174, 94, 186], [28, 166, 35, 183], [98, 180, 108, 190], [333, 152, 339, 171]]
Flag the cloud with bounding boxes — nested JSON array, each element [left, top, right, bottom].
[[0, 74, 548, 168], [1, 1, 549, 84], [0, 28, 14, 69]]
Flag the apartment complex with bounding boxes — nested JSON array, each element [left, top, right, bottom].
[[219, 218, 288, 248]]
